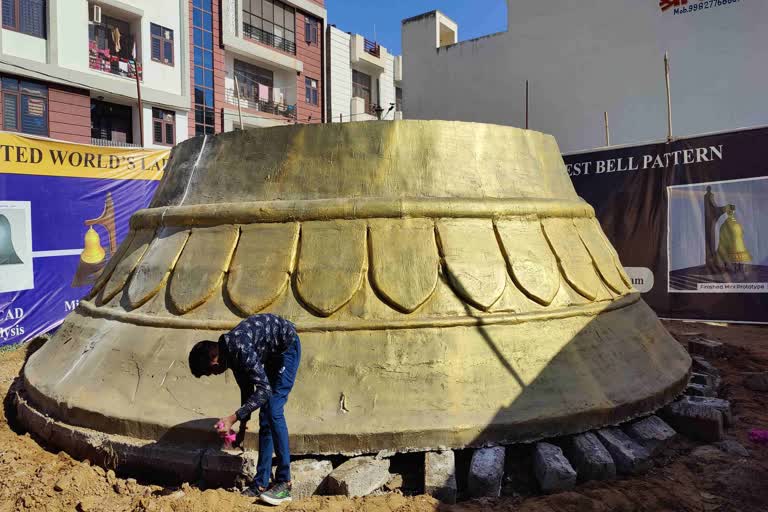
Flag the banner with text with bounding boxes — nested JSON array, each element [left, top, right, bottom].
[[565, 126, 768, 323], [0, 133, 170, 345]]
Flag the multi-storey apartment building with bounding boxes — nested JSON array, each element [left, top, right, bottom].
[[194, 0, 326, 134], [0, 0, 190, 148], [327, 25, 402, 123]]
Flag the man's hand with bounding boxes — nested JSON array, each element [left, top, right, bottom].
[[215, 413, 237, 434]]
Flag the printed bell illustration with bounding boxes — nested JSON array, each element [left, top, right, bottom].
[[71, 193, 117, 287], [0, 214, 23, 265], [19, 122, 690, 477], [717, 205, 752, 272]]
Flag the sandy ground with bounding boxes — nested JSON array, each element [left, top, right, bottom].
[[0, 320, 766, 512]]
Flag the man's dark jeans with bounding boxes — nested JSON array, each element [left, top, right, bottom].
[[253, 336, 301, 488]]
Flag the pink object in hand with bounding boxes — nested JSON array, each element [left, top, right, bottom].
[[749, 429, 768, 444], [215, 421, 237, 448]]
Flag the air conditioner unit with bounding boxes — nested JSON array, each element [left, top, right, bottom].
[[92, 4, 102, 24]]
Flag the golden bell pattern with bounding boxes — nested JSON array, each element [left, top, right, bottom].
[[717, 209, 752, 264], [80, 227, 106, 264]]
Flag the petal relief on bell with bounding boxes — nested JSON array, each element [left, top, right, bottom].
[[541, 217, 602, 301], [436, 219, 507, 311], [169, 225, 240, 314], [594, 221, 633, 289], [87, 228, 136, 300], [495, 216, 560, 306], [574, 218, 627, 294], [98, 228, 155, 305], [295, 220, 367, 317], [369, 218, 438, 313], [125, 227, 190, 310], [227, 223, 299, 315]]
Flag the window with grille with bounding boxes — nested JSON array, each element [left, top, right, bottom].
[[1, 76, 48, 136], [242, 0, 296, 54], [305, 77, 318, 106], [151, 23, 174, 66], [352, 70, 372, 113], [304, 17, 319, 45], [152, 108, 175, 146], [2, 0, 46, 38]]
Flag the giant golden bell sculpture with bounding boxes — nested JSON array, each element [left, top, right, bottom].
[[20, 122, 690, 465]]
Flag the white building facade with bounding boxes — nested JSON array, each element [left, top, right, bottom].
[[327, 25, 402, 123], [0, 0, 191, 148], [402, 1, 768, 152]]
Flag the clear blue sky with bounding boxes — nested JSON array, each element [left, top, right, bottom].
[[325, 1, 508, 56]]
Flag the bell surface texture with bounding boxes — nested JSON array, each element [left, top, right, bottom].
[[717, 211, 752, 265], [0, 214, 23, 265], [22, 121, 690, 459]]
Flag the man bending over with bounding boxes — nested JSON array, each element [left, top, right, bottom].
[[188, 313, 301, 506]]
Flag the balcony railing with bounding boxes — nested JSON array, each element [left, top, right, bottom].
[[91, 138, 141, 148], [89, 49, 142, 80], [225, 87, 297, 120], [364, 38, 381, 58], [243, 23, 296, 55]]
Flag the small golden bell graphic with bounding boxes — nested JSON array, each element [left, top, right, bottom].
[[71, 227, 107, 287], [0, 214, 23, 266], [717, 206, 752, 272], [80, 227, 106, 264]]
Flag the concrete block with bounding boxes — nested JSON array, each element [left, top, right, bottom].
[[714, 439, 750, 458], [290, 459, 333, 499], [326, 456, 390, 497], [566, 432, 616, 482], [201, 449, 258, 488], [744, 372, 768, 392], [424, 451, 457, 504], [467, 447, 505, 498], [384, 474, 403, 492], [685, 383, 713, 397], [688, 338, 723, 358], [533, 442, 576, 493], [678, 396, 732, 426], [624, 415, 677, 456], [595, 428, 651, 475], [692, 356, 719, 376], [690, 372, 711, 386], [661, 401, 724, 442]]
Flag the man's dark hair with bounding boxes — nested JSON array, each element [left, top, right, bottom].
[[188, 340, 217, 378]]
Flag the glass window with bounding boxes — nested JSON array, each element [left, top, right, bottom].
[[193, 0, 216, 136], [305, 17, 319, 45], [242, 0, 295, 54], [152, 108, 175, 146], [3, 0, 46, 39], [353, 70, 372, 112], [1, 75, 48, 136], [262, 0, 273, 21], [305, 77, 318, 106], [203, 11, 212, 31]]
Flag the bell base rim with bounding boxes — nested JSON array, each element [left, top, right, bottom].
[[15, 366, 688, 462]]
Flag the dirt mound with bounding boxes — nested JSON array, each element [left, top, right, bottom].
[[1, 321, 767, 512]]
